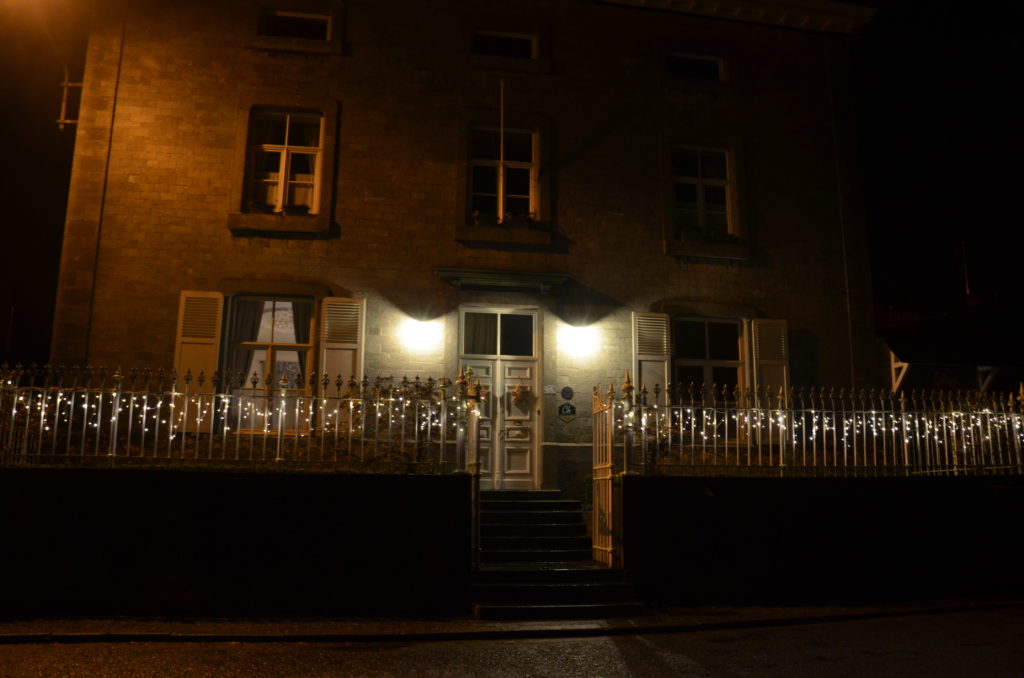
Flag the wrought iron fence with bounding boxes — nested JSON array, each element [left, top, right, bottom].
[[593, 378, 1024, 478], [1, 364, 487, 474]]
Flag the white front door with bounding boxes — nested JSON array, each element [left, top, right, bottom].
[[460, 308, 541, 491]]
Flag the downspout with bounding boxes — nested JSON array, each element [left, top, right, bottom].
[[83, 17, 127, 361]]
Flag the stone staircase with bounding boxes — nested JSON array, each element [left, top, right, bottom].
[[471, 490, 645, 620]]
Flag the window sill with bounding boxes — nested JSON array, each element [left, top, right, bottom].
[[247, 36, 343, 56], [665, 238, 750, 261], [469, 54, 550, 75], [455, 223, 553, 247], [228, 212, 332, 236]]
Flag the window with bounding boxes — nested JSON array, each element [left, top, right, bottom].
[[225, 297, 314, 389], [673, 319, 742, 393], [259, 9, 330, 40], [668, 54, 723, 81], [245, 110, 323, 216], [469, 127, 537, 226], [671, 146, 733, 242], [472, 31, 536, 59], [462, 311, 536, 357]]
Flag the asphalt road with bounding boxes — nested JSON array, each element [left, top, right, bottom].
[[2, 606, 1022, 677]]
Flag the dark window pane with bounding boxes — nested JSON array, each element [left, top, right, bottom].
[[668, 55, 721, 80], [289, 153, 315, 176], [674, 321, 706, 360], [701, 150, 727, 179], [464, 312, 498, 354], [505, 167, 531, 196], [672, 148, 699, 177], [675, 365, 705, 389], [500, 314, 533, 356], [503, 131, 533, 162], [470, 129, 500, 160], [288, 118, 320, 146], [706, 212, 728, 238], [674, 182, 697, 206], [252, 117, 286, 145], [707, 322, 739, 360], [471, 194, 498, 218], [254, 151, 281, 174], [472, 32, 534, 59], [471, 165, 498, 193], [704, 184, 726, 208], [711, 366, 739, 390], [262, 12, 329, 40], [504, 197, 531, 218]]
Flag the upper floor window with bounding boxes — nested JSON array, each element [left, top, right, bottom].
[[472, 30, 536, 59], [671, 146, 733, 242], [668, 54, 723, 81], [245, 110, 323, 216], [469, 126, 537, 226], [259, 9, 331, 40]]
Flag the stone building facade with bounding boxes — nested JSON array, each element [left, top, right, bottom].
[[51, 0, 877, 491]]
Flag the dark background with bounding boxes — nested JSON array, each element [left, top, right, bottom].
[[1, 0, 1021, 367]]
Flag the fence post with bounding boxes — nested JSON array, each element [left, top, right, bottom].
[[109, 368, 122, 465], [462, 376, 483, 571]]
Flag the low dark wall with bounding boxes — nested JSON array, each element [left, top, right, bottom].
[[622, 475, 1024, 605], [0, 468, 471, 617]]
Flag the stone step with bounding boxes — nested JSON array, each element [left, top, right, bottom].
[[481, 510, 582, 524], [481, 535, 591, 551], [473, 601, 646, 621], [480, 548, 594, 563], [481, 499, 583, 512], [481, 522, 588, 538], [472, 581, 639, 605], [480, 490, 563, 501]]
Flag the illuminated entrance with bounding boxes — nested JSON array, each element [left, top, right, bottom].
[[459, 307, 541, 490]]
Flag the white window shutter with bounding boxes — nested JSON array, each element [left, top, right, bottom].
[[632, 312, 670, 404], [320, 297, 365, 394], [751, 318, 789, 393], [174, 290, 223, 394]]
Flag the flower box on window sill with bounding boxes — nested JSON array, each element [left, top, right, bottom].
[[227, 211, 331, 236]]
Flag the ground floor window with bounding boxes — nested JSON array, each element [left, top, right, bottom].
[[673, 318, 742, 396], [224, 297, 314, 389]]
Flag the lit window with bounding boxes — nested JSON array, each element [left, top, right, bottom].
[[469, 127, 536, 226], [226, 297, 315, 390], [472, 31, 536, 59], [259, 9, 330, 40], [668, 54, 723, 81], [673, 319, 742, 393], [245, 110, 322, 216], [671, 146, 733, 242]]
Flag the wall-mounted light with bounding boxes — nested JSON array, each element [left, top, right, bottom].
[[397, 317, 444, 354], [557, 322, 601, 360]]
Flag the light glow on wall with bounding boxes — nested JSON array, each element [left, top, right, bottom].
[[557, 322, 602, 360], [397, 317, 444, 354]]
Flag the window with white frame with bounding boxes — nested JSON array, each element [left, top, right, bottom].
[[259, 9, 331, 40], [469, 126, 537, 226], [671, 146, 733, 242], [673, 318, 743, 394], [224, 297, 315, 390], [245, 110, 323, 216]]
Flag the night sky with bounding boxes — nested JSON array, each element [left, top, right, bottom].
[[1, 0, 1020, 366]]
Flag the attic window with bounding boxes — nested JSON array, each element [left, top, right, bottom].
[[260, 9, 330, 40], [472, 31, 536, 59], [668, 54, 723, 81]]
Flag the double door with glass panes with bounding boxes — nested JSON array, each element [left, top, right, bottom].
[[460, 308, 540, 491]]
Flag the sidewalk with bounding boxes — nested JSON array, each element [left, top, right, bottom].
[[2, 597, 1020, 644]]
